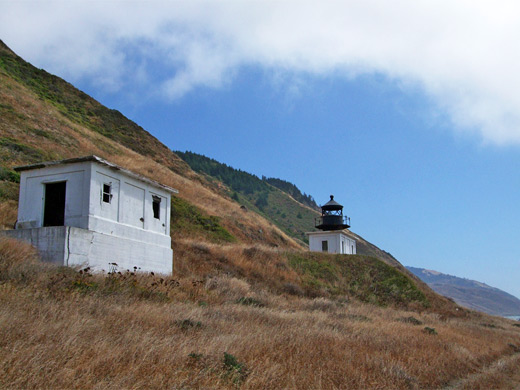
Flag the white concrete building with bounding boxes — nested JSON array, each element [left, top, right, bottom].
[[307, 230, 357, 255], [307, 195, 357, 255], [2, 156, 177, 274]]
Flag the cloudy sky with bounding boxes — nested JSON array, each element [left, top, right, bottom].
[[2, 1, 520, 299]]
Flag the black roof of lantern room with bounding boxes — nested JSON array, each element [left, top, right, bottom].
[[315, 195, 350, 230]]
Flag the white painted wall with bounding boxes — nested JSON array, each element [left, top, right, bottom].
[[12, 158, 175, 274], [1, 226, 173, 274], [307, 230, 357, 255], [17, 161, 91, 229]]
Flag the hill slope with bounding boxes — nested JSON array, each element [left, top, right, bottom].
[[0, 38, 451, 311], [175, 150, 405, 269], [407, 266, 520, 316], [0, 39, 299, 248], [3, 39, 520, 390]]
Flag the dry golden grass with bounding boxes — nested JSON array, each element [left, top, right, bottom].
[[1, 239, 520, 390], [0, 200, 17, 230], [3, 51, 520, 389]]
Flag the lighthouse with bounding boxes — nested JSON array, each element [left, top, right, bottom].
[[307, 195, 357, 254]]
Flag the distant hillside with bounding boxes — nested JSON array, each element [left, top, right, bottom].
[[175, 151, 405, 269], [262, 177, 318, 210], [407, 266, 520, 316], [175, 150, 320, 244]]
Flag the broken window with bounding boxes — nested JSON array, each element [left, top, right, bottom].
[[152, 195, 161, 219], [102, 183, 112, 203], [321, 240, 328, 252]]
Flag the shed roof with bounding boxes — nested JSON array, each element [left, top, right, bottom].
[[15, 155, 179, 194]]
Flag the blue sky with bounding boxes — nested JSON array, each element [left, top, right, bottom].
[[2, 1, 520, 299]]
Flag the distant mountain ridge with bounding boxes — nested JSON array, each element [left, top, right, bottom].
[[407, 266, 520, 316]]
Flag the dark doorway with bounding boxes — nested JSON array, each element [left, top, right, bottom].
[[43, 182, 66, 227]]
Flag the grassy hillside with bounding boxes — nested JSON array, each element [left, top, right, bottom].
[[2, 39, 520, 389], [2, 238, 520, 389], [175, 150, 320, 244], [175, 150, 407, 270], [0, 39, 300, 249], [0, 39, 453, 306]]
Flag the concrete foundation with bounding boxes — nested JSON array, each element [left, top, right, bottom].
[[1, 226, 173, 274]]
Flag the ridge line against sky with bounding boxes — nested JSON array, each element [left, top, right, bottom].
[[2, 0, 520, 145]]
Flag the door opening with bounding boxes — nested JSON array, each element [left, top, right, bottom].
[[43, 182, 66, 227]]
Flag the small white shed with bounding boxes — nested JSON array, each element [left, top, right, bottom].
[[3, 155, 177, 274], [307, 230, 357, 255]]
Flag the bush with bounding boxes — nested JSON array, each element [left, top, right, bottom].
[[177, 319, 202, 330], [423, 327, 437, 335], [236, 296, 265, 307], [223, 352, 248, 384], [398, 316, 423, 326]]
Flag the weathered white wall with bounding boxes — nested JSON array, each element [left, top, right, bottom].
[[13, 159, 174, 274], [1, 226, 173, 274], [17, 161, 91, 229], [88, 165, 170, 238], [307, 231, 357, 255], [1, 226, 67, 264]]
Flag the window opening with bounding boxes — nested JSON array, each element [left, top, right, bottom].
[[43, 181, 66, 227], [102, 183, 112, 203], [152, 195, 161, 219], [321, 240, 328, 252]]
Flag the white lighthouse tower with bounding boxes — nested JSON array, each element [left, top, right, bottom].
[[307, 195, 356, 255]]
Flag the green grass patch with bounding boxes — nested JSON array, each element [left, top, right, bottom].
[[286, 252, 429, 307], [0, 166, 20, 183], [0, 137, 58, 163], [171, 197, 236, 243], [1, 46, 176, 165]]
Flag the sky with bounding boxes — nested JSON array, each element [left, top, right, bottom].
[[1, 1, 520, 299]]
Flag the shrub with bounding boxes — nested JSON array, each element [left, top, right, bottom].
[[398, 316, 423, 326], [223, 352, 248, 384], [423, 327, 437, 335], [236, 296, 265, 307], [177, 319, 202, 330]]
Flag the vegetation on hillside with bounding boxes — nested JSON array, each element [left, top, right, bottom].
[[171, 197, 236, 243], [263, 177, 318, 210], [0, 39, 188, 175], [175, 150, 320, 243], [2, 238, 520, 389], [175, 151, 268, 196], [2, 39, 520, 389], [288, 253, 428, 307]]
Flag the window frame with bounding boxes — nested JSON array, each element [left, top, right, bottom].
[[152, 195, 161, 219], [321, 240, 328, 252], [102, 183, 112, 204]]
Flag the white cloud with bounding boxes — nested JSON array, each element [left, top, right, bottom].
[[2, 0, 520, 144]]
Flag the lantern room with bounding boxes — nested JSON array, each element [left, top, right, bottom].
[[315, 195, 350, 230]]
